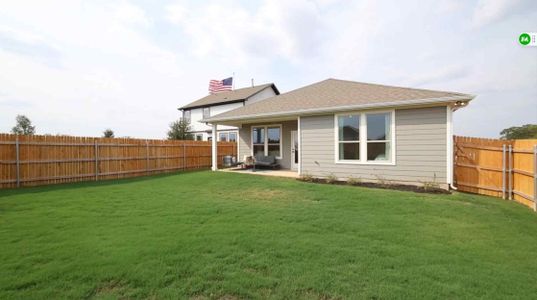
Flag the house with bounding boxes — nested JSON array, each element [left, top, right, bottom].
[[178, 83, 279, 141], [202, 78, 475, 189]]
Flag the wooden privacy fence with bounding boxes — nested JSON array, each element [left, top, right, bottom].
[[0, 134, 237, 189], [454, 136, 537, 211]]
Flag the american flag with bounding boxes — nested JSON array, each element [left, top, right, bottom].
[[208, 77, 233, 94]]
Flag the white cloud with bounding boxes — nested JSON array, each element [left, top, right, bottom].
[[114, 0, 152, 27], [165, 0, 326, 64], [472, 0, 536, 27]]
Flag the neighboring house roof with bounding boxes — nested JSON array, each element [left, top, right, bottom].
[[179, 83, 280, 110], [203, 78, 475, 122]]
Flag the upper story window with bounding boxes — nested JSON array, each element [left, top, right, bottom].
[[335, 111, 394, 164], [183, 110, 191, 121], [203, 107, 211, 118]]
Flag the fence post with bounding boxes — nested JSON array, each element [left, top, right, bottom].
[[502, 144, 506, 199], [15, 136, 20, 188], [533, 145, 537, 211], [508, 144, 513, 200], [183, 142, 186, 170], [94, 140, 99, 181], [146, 140, 149, 174]]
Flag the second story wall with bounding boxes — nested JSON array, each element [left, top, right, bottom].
[[246, 87, 278, 105], [187, 101, 244, 132]]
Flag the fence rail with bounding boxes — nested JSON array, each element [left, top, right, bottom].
[[454, 136, 537, 211], [0, 133, 236, 189]]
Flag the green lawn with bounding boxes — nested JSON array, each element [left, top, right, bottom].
[[1, 171, 536, 299]]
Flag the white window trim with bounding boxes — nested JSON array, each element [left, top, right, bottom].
[[251, 124, 283, 159], [334, 109, 396, 165]]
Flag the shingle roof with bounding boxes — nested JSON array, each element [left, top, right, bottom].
[[179, 83, 279, 110], [203, 78, 474, 122]]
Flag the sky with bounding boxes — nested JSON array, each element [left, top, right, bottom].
[[0, 0, 536, 139]]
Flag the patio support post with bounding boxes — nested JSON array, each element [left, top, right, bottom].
[[211, 123, 218, 171]]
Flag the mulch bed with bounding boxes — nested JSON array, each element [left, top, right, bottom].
[[297, 178, 451, 194]]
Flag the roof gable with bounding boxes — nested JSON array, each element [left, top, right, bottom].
[[180, 83, 279, 110]]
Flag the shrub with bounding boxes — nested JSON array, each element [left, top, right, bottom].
[[299, 173, 314, 182], [347, 176, 362, 185], [422, 173, 440, 191], [325, 173, 338, 184], [374, 175, 394, 187]]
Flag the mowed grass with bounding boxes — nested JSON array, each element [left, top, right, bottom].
[[1, 171, 537, 299]]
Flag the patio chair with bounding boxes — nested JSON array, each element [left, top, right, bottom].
[[240, 155, 255, 169]]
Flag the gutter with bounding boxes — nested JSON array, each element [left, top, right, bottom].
[[178, 99, 246, 111], [202, 95, 475, 123]]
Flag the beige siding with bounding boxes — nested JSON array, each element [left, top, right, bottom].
[[238, 120, 297, 169], [300, 106, 447, 188]]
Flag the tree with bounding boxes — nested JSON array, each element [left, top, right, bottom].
[[500, 124, 537, 140], [102, 128, 115, 138], [167, 119, 194, 140], [11, 115, 35, 135]]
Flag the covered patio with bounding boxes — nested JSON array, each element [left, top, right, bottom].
[[209, 116, 301, 176]]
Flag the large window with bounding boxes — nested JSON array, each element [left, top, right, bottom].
[[252, 125, 282, 158], [203, 107, 211, 118], [336, 111, 394, 164]]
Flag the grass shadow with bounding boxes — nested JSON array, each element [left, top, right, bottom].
[[0, 169, 209, 198]]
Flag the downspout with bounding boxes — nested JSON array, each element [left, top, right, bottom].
[[447, 105, 457, 190]]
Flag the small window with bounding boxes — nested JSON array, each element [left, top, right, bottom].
[[207, 136, 212, 141], [267, 127, 281, 158], [183, 110, 191, 121], [366, 113, 391, 161], [337, 114, 360, 160], [203, 107, 211, 118], [252, 127, 265, 157], [196, 134, 203, 141], [228, 132, 237, 142], [219, 132, 228, 142]]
